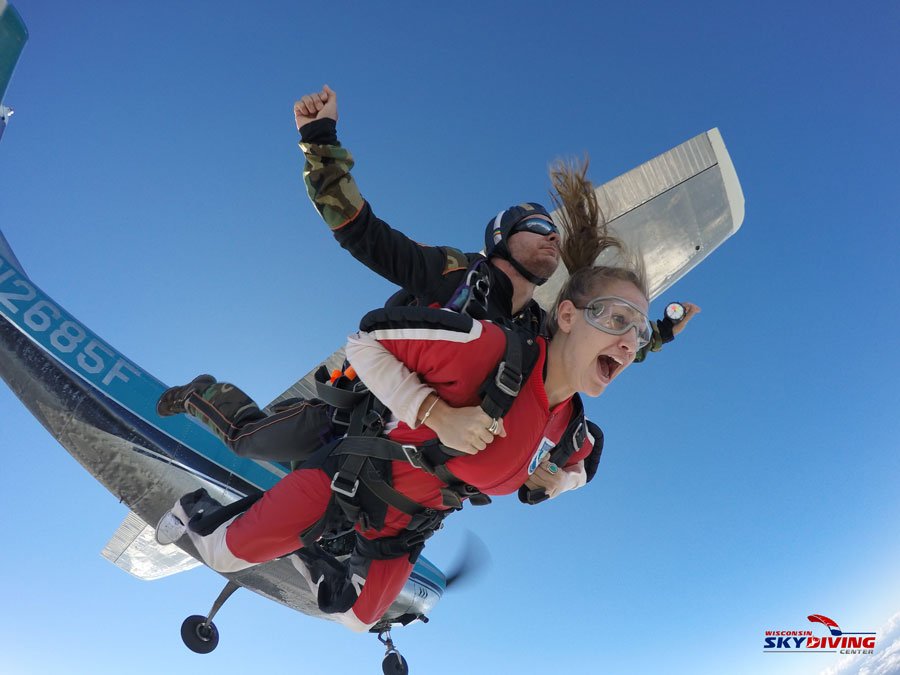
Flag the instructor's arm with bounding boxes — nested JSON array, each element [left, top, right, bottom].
[[295, 85, 458, 298]]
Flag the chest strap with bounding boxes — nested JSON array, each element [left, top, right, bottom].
[[330, 436, 492, 510]]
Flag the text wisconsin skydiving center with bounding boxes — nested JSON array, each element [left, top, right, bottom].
[[763, 615, 876, 655]]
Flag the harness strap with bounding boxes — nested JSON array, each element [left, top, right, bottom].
[[583, 420, 604, 483], [314, 365, 369, 410], [433, 463, 492, 506], [300, 494, 351, 549], [332, 436, 428, 464], [331, 436, 491, 508], [358, 462, 432, 518], [444, 256, 491, 319], [547, 394, 587, 468], [479, 326, 540, 420], [355, 522, 444, 564]]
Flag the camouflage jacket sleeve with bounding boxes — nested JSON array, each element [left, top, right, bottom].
[[298, 119, 468, 300], [299, 119, 365, 230]]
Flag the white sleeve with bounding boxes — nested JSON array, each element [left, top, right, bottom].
[[345, 331, 434, 427]]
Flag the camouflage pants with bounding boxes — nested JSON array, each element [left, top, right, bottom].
[[184, 382, 336, 464]]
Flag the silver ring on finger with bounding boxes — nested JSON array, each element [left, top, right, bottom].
[[487, 418, 499, 435]]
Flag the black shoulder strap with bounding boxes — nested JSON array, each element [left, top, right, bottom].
[[546, 395, 603, 482], [479, 326, 541, 420], [548, 394, 587, 469], [313, 364, 369, 410], [359, 304, 475, 334], [583, 419, 604, 483]]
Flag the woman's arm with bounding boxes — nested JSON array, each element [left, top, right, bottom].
[[345, 331, 503, 455], [296, 87, 468, 297], [345, 311, 509, 454], [345, 331, 433, 427]]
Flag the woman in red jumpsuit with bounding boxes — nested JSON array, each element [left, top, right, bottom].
[[157, 165, 655, 632]]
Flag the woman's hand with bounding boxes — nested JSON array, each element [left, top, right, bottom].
[[421, 397, 506, 455], [524, 459, 585, 498]]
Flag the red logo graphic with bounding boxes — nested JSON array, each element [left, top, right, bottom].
[[808, 614, 842, 636]]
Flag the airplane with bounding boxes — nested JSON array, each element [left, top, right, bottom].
[[0, 3, 744, 673], [0, 0, 26, 142]]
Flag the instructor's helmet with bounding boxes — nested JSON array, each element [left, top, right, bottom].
[[484, 202, 555, 285]]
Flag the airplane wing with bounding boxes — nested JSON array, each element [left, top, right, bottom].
[[102, 511, 202, 580], [536, 128, 744, 305], [0, 0, 27, 140], [264, 128, 745, 410]]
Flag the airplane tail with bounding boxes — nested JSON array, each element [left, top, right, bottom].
[[0, 229, 284, 578], [0, 229, 26, 277], [0, 225, 286, 514], [0, 0, 28, 141]]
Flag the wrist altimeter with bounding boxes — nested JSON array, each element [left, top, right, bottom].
[[665, 302, 686, 324]]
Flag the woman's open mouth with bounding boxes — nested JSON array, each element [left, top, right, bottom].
[[596, 354, 623, 383]]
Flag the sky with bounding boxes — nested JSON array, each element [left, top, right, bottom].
[[1, 1, 899, 674]]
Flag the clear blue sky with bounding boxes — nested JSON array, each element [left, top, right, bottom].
[[2, 1, 899, 674]]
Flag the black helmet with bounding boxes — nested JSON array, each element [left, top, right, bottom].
[[484, 202, 554, 285]]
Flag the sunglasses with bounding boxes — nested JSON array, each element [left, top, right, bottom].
[[510, 217, 558, 237]]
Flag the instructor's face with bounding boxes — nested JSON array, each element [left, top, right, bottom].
[[507, 219, 560, 280]]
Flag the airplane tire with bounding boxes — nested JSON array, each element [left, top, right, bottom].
[[382, 651, 409, 675], [181, 615, 219, 654]]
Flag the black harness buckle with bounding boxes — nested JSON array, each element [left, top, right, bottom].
[[494, 361, 523, 397], [452, 263, 490, 318], [401, 444, 433, 472], [520, 486, 549, 505], [470, 273, 490, 308], [330, 406, 351, 428], [330, 471, 360, 498], [362, 409, 385, 435], [467, 489, 493, 506], [572, 422, 585, 450]]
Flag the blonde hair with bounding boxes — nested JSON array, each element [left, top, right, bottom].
[[546, 155, 647, 335]]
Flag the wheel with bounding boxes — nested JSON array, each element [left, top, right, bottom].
[[180, 614, 219, 654], [382, 650, 409, 675]]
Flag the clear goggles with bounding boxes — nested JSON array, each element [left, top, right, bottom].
[[511, 217, 558, 237], [577, 296, 652, 349]]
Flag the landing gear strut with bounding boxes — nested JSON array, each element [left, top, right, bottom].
[[378, 628, 409, 675], [180, 580, 240, 654]]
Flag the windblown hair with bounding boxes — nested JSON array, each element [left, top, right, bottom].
[[546, 155, 648, 335]]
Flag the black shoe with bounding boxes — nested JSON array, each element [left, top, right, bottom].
[[181, 487, 223, 521], [156, 375, 216, 417]]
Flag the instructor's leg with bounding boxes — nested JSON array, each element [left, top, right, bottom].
[[160, 376, 335, 462]]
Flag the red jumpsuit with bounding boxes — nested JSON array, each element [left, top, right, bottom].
[[187, 317, 594, 631]]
